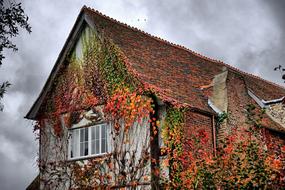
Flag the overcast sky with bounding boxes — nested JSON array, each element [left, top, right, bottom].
[[0, 0, 285, 189]]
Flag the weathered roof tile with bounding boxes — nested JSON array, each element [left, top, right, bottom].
[[84, 7, 285, 111]]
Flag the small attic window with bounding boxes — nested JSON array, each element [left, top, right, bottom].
[[68, 123, 110, 160]]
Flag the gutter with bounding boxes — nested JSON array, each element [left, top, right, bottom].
[[207, 99, 222, 115], [262, 97, 284, 105], [247, 89, 284, 108]]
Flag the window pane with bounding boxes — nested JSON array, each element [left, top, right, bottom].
[[96, 126, 100, 140], [84, 142, 88, 156], [101, 138, 106, 153], [70, 132, 73, 158], [80, 128, 84, 142], [91, 127, 95, 154], [101, 124, 106, 138], [84, 127, 88, 141], [105, 138, 107, 152], [95, 139, 100, 154], [80, 142, 84, 156], [91, 140, 95, 154], [78, 128, 89, 156], [106, 124, 110, 152], [71, 130, 80, 158], [91, 127, 95, 140]]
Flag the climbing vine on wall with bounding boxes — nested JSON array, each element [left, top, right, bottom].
[[36, 26, 150, 134], [33, 25, 285, 190], [105, 86, 153, 132], [34, 26, 158, 189], [160, 106, 186, 189], [172, 104, 284, 189], [158, 103, 284, 190]]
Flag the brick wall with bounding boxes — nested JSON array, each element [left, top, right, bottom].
[[184, 110, 214, 154], [226, 72, 250, 133], [263, 128, 285, 153], [226, 71, 285, 151]]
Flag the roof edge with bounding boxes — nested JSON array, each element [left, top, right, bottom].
[[248, 88, 285, 108], [26, 6, 285, 120], [25, 7, 88, 120]]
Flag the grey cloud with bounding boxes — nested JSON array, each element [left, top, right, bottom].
[[0, 150, 37, 190], [264, 0, 285, 29], [141, 0, 285, 84], [0, 112, 37, 190], [261, 0, 285, 83]]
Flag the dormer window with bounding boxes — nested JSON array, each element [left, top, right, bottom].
[[68, 123, 110, 160]]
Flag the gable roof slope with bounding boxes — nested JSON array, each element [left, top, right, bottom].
[[25, 6, 285, 120]]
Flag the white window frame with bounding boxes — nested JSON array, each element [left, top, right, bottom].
[[68, 123, 110, 160]]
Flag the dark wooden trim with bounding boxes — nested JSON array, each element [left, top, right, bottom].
[[212, 115, 217, 156], [68, 120, 109, 130], [189, 107, 217, 117], [25, 8, 91, 120], [26, 175, 40, 190]]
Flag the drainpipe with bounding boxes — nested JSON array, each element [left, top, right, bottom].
[[212, 115, 217, 157]]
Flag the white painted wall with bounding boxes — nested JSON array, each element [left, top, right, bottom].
[[39, 106, 152, 189]]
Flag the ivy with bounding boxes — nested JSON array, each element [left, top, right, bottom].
[[176, 104, 285, 189], [35, 26, 156, 189], [161, 106, 186, 189], [38, 26, 144, 133], [217, 111, 228, 125]]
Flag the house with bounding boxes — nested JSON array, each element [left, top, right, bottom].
[[25, 6, 285, 190]]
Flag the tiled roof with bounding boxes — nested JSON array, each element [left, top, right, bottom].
[[83, 6, 285, 110], [26, 6, 285, 119], [26, 175, 39, 190]]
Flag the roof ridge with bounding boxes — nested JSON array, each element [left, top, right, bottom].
[[83, 6, 285, 91]]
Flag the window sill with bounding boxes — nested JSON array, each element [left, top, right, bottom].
[[67, 153, 112, 162]]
